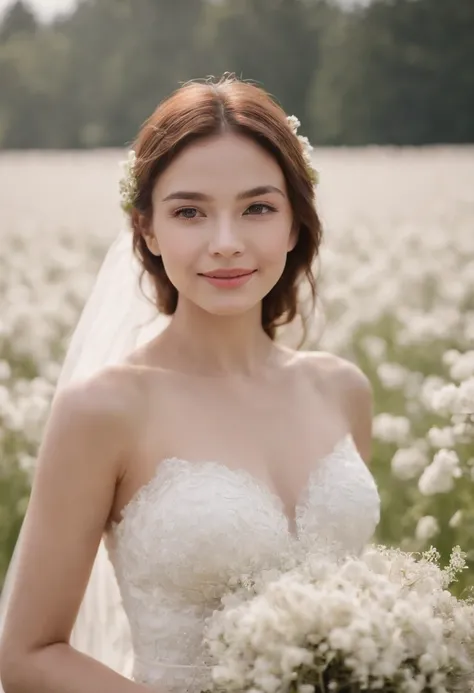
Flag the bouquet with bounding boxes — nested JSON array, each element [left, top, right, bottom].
[[202, 546, 474, 693]]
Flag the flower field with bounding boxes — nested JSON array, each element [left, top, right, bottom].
[[0, 146, 473, 593]]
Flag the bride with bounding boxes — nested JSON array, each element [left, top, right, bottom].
[[0, 75, 380, 693]]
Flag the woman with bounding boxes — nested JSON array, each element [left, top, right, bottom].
[[0, 75, 380, 693]]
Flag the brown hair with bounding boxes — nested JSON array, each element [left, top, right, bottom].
[[130, 74, 322, 343]]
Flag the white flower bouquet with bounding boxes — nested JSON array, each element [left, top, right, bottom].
[[203, 546, 474, 693]]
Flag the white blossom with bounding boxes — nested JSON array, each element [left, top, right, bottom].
[[204, 546, 474, 693], [391, 447, 429, 481], [377, 362, 408, 390], [286, 115, 319, 185], [0, 360, 12, 380], [415, 516, 439, 541], [427, 426, 456, 449], [442, 349, 460, 368], [420, 376, 449, 410], [429, 383, 461, 415], [373, 413, 411, 445], [418, 449, 462, 496], [118, 149, 138, 213], [447, 350, 474, 381], [457, 376, 474, 412], [362, 336, 387, 362], [449, 510, 463, 528]]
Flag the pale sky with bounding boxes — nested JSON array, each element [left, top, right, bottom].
[[0, 0, 362, 24], [0, 0, 77, 22]]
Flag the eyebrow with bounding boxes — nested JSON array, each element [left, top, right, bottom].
[[161, 185, 286, 202]]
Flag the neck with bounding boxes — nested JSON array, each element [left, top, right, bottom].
[[157, 297, 276, 377]]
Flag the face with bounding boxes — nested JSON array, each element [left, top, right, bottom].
[[142, 133, 296, 317]]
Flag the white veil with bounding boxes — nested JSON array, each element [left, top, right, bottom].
[[0, 227, 170, 683]]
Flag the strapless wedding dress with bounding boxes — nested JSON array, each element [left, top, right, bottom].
[[104, 433, 380, 692]]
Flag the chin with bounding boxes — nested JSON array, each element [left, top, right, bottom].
[[195, 293, 263, 317], [203, 301, 258, 317]]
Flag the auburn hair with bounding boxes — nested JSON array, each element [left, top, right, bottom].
[[129, 74, 322, 343]]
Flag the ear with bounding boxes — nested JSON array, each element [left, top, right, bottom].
[[287, 222, 299, 253], [133, 210, 160, 256]]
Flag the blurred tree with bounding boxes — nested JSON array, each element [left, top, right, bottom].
[[419, 0, 474, 143], [0, 0, 473, 147], [200, 0, 328, 131], [106, 0, 207, 144], [0, 30, 72, 147], [0, 0, 37, 42], [55, 0, 207, 146], [309, 0, 474, 144]]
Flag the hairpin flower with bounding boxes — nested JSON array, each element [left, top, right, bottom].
[[287, 115, 319, 186], [119, 149, 138, 213]]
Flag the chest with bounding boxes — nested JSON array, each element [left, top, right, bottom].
[[139, 371, 347, 511], [112, 362, 360, 533], [109, 438, 381, 607]]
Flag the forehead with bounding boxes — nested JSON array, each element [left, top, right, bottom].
[[155, 133, 286, 196]]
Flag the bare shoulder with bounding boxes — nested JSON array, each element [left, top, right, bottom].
[[298, 349, 371, 392], [56, 363, 145, 418], [298, 350, 374, 463], [45, 364, 156, 515], [53, 364, 144, 444]]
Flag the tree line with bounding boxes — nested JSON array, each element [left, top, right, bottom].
[[0, 0, 472, 149]]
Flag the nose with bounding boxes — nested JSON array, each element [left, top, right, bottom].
[[208, 219, 245, 257]]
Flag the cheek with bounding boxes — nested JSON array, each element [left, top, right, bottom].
[[157, 228, 199, 269], [160, 249, 197, 294], [256, 224, 294, 265]]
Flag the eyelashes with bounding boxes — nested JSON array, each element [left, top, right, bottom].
[[244, 203, 278, 216], [172, 203, 278, 220], [173, 207, 201, 220]]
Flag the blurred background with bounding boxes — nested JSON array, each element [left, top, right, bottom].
[[0, 0, 474, 595], [0, 0, 473, 147]]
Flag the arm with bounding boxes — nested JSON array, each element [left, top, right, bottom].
[[0, 370, 150, 693], [335, 359, 374, 465], [306, 351, 374, 465]]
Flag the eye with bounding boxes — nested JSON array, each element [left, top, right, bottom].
[[244, 203, 276, 216], [173, 207, 202, 220]]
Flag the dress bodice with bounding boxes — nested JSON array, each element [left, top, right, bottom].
[[104, 433, 380, 692]]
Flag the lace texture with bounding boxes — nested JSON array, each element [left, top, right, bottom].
[[104, 434, 381, 692]]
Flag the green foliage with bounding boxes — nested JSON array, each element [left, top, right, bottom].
[[0, 0, 472, 148], [308, 0, 474, 144]]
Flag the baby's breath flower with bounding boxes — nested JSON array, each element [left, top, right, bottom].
[[287, 115, 301, 133], [0, 359, 11, 380], [391, 446, 428, 481], [444, 545, 468, 583], [287, 115, 319, 186], [204, 545, 474, 693], [377, 362, 408, 390], [449, 510, 463, 528], [373, 413, 411, 445], [430, 383, 460, 415], [415, 515, 440, 542], [118, 149, 138, 213], [447, 350, 474, 381], [418, 449, 462, 496], [427, 425, 456, 449]]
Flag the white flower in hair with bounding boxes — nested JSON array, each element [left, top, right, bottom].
[[287, 115, 319, 186], [119, 149, 138, 213], [287, 115, 301, 133]]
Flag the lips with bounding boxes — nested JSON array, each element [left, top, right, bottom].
[[200, 269, 256, 278]]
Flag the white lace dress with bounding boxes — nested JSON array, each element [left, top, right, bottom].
[[104, 433, 381, 692]]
